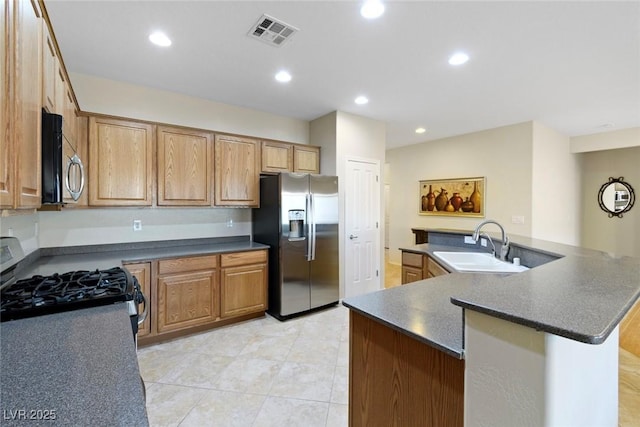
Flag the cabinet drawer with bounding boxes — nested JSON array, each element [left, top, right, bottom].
[[426, 256, 449, 277], [221, 250, 268, 268], [402, 252, 424, 268], [158, 255, 218, 274]]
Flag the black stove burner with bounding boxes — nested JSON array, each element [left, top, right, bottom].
[[1, 267, 135, 321]]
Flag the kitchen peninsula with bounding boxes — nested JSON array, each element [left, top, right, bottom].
[[342, 229, 640, 427]]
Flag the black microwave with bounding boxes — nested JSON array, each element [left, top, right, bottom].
[[41, 109, 84, 204]]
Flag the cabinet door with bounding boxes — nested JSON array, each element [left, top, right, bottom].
[[0, 0, 12, 207], [426, 256, 449, 278], [214, 134, 259, 207], [14, 0, 42, 209], [402, 266, 423, 284], [63, 84, 77, 145], [89, 117, 154, 206], [42, 22, 56, 113], [221, 263, 267, 318], [157, 126, 212, 206], [157, 269, 219, 333], [293, 145, 320, 174], [261, 140, 293, 173], [124, 262, 152, 337]]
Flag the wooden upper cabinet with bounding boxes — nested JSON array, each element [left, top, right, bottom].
[[89, 117, 154, 206], [14, 0, 42, 209], [214, 134, 259, 207], [157, 126, 213, 206], [63, 84, 77, 146], [261, 140, 293, 173], [0, 0, 12, 208], [294, 145, 320, 174], [42, 22, 57, 113]]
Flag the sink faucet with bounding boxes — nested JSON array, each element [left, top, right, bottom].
[[472, 220, 510, 261]]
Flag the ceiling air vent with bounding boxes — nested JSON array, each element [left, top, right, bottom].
[[248, 14, 298, 47]]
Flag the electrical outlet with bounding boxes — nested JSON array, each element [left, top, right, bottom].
[[480, 238, 488, 247], [7, 227, 13, 237], [133, 220, 142, 231], [512, 215, 525, 224], [464, 236, 475, 244]]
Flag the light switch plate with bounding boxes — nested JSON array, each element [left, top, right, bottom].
[[464, 236, 475, 244]]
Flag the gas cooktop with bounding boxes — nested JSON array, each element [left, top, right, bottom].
[[0, 267, 135, 321]]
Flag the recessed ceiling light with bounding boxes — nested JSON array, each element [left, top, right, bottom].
[[415, 127, 427, 134], [448, 52, 469, 66], [355, 96, 369, 105], [149, 31, 171, 47], [360, 0, 385, 19], [275, 70, 292, 83]]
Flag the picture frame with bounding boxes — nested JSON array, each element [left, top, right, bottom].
[[419, 177, 485, 217]]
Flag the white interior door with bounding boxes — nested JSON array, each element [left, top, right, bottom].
[[345, 158, 381, 298]]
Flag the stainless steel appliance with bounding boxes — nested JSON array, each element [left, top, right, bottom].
[[252, 173, 339, 320], [42, 109, 85, 204], [0, 238, 146, 339]]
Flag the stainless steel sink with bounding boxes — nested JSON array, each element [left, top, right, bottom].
[[433, 251, 529, 273]]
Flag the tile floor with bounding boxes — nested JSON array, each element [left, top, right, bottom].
[[138, 305, 349, 427], [139, 253, 640, 426]]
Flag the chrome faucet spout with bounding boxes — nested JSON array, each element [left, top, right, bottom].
[[472, 219, 510, 261]]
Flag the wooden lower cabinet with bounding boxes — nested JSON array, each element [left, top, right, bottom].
[[620, 299, 640, 357], [401, 251, 449, 283], [426, 255, 449, 278], [349, 311, 464, 426], [401, 251, 425, 284], [220, 250, 268, 318], [123, 262, 151, 337], [135, 250, 268, 345], [156, 255, 219, 333]]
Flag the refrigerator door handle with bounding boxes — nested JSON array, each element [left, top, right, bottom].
[[310, 193, 316, 261], [306, 194, 312, 261]]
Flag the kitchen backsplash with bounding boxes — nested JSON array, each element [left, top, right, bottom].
[[1, 208, 251, 250]]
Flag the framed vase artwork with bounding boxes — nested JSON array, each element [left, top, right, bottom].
[[419, 177, 485, 217]]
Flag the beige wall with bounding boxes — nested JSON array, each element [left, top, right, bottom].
[[532, 122, 581, 245], [70, 73, 309, 143], [571, 127, 640, 153], [580, 146, 640, 257], [386, 122, 534, 263], [309, 111, 338, 175], [37, 208, 251, 248]]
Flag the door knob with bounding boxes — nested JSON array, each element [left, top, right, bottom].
[[349, 234, 358, 240]]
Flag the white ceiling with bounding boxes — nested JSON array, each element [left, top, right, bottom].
[[45, 0, 640, 149]]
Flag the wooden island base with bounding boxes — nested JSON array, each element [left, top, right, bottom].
[[349, 311, 464, 426]]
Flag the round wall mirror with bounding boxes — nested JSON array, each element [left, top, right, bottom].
[[598, 177, 635, 218]]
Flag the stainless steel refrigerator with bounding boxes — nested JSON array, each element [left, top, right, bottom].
[[252, 173, 339, 320]]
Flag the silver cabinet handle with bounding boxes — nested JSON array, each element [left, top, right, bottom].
[[349, 234, 358, 240]]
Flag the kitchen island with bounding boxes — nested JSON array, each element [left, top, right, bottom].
[[342, 229, 640, 427], [0, 304, 148, 426]]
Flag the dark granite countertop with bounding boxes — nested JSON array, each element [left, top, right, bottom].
[[13, 236, 269, 279], [342, 229, 640, 358], [0, 304, 148, 426]]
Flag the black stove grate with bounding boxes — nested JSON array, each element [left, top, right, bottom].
[[1, 267, 134, 321]]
